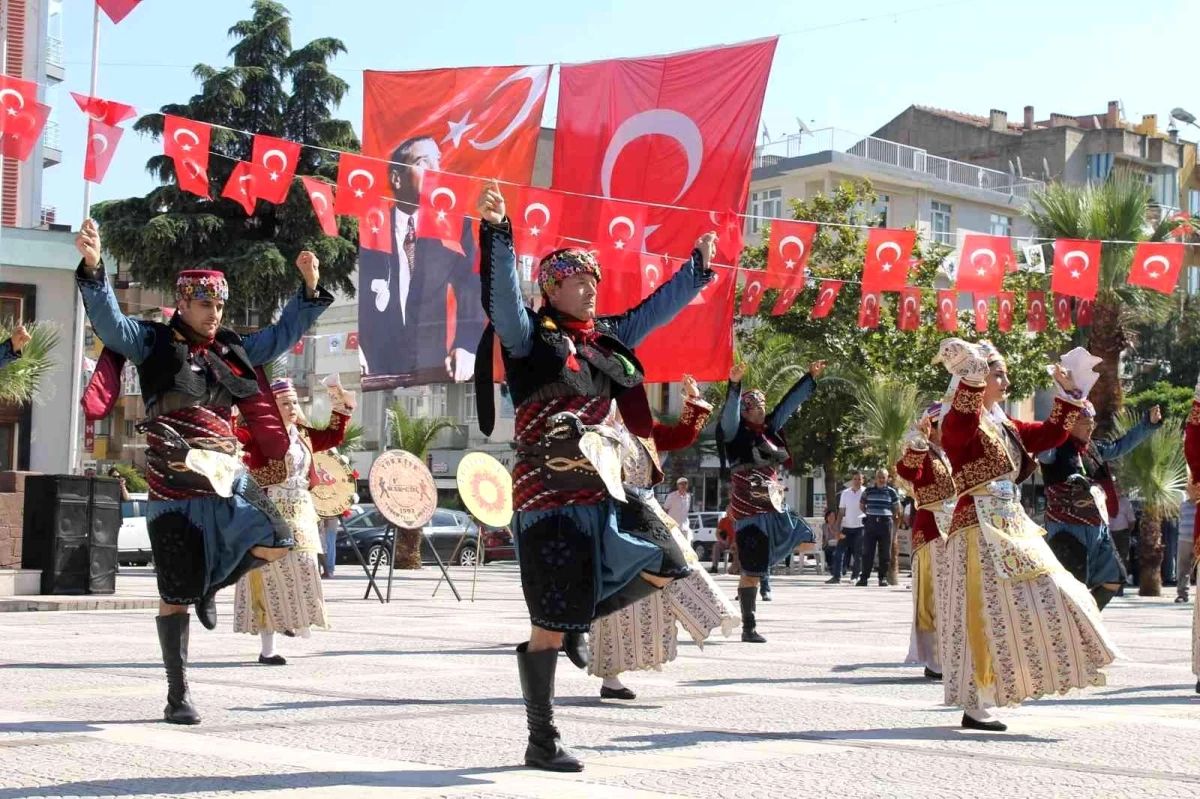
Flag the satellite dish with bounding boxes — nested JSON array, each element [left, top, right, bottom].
[[1008, 160, 1015, 176], [1016, 156, 1023, 177], [796, 117, 814, 136], [1043, 157, 1052, 179], [1092, 115, 1101, 129]]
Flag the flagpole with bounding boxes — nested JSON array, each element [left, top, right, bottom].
[[0, 0, 8, 261], [66, 2, 101, 475]]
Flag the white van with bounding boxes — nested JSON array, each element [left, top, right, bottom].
[[119, 493, 153, 566], [688, 511, 726, 562]]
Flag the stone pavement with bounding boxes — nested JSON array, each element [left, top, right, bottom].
[[1, 564, 1199, 798]]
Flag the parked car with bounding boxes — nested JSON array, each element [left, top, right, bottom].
[[334, 505, 513, 568], [688, 511, 725, 562], [118, 493, 152, 566]]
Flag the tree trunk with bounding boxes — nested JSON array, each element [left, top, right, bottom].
[[888, 531, 899, 585], [396, 527, 423, 570], [823, 456, 840, 517], [1137, 508, 1163, 597], [1088, 300, 1128, 437]]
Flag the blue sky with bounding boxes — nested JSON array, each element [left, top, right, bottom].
[[46, 0, 1197, 228]]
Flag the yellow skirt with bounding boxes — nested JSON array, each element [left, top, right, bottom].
[[941, 496, 1118, 712]]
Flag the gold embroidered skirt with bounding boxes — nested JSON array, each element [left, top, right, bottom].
[[941, 495, 1118, 712], [233, 485, 328, 635], [906, 541, 945, 670]]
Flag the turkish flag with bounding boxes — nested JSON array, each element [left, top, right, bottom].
[[163, 115, 212, 197], [1128, 241, 1184, 294], [594, 198, 648, 271], [639, 253, 671, 299], [1170, 212, 1194, 239], [772, 285, 804, 317], [632, 256, 735, 382], [551, 39, 777, 258], [302, 177, 338, 237], [858, 290, 882, 328], [898, 287, 922, 331], [997, 292, 1015, 332], [973, 294, 991, 333], [740, 270, 768, 315], [222, 161, 256, 215], [0, 101, 49, 162], [1077, 299, 1094, 328], [1054, 294, 1074, 330], [863, 228, 917, 292], [364, 65, 549, 186], [768, 220, 817, 289], [97, 0, 144, 23], [1027, 291, 1047, 333], [249, 134, 301, 205], [71, 92, 137, 127], [512, 186, 565, 261], [0, 74, 38, 130], [417, 169, 474, 247], [1050, 239, 1102, 300], [359, 198, 393, 254], [292, 339, 305, 355], [937, 290, 958, 332], [956, 234, 1013, 294], [713, 209, 745, 267], [809, 280, 842, 319], [84, 119, 123, 184], [334, 152, 386, 218], [346, 332, 360, 350]]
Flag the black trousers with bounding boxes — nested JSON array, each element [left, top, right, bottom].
[[860, 516, 893, 582]]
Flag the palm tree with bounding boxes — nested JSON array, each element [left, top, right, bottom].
[[1114, 408, 1188, 596], [855, 374, 926, 583], [0, 321, 59, 405], [1027, 171, 1186, 433], [385, 400, 458, 569]]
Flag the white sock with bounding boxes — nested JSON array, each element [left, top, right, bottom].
[[260, 631, 276, 658], [601, 676, 626, 691]]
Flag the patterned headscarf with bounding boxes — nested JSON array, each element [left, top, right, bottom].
[[977, 339, 1005, 366], [270, 377, 297, 399], [921, 401, 944, 426], [740, 389, 767, 414], [175, 270, 229, 304], [538, 248, 601, 296]]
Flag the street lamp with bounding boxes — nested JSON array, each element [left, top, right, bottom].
[[1171, 107, 1198, 128]]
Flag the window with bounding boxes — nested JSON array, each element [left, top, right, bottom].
[[94, 417, 111, 436], [989, 214, 1012, 237], [871, 195, 889, 227], [0, 423, 13, 472], [124, 420, 137, 439], [0, 293, 22, 323], [1087, 153, 1113, 183], [463, 382, 477, 423], [931, 201, 953, 246], [1191, 190, 1200, 215], [747, 188, 783, 234], [1150, 171, 1178, 208], [1189, 267, 1200, 296]]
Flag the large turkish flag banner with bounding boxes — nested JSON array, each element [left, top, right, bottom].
[[359, 65, 550, 390], [551, 38, 777, 260]]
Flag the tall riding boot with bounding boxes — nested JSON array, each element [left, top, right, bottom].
[[1091, 585, 1117, 611], [517, 643, 583, 772], [739, 586, 766, 643], [156, 614, 201, 725], [196, 553, 269, 630]]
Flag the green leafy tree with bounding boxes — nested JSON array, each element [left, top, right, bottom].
[[91, 0, 360, 320], [1027, 171, 1188, 432], [1114, 409, 1188, 596], [0, 321, 59, 405], [109, 462, 149, 493], [1125, 381, 1194, 423], [1128, 295, 1200, 393]]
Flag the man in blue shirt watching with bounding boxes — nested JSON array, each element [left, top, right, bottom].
[[857, 468, 901, 587]]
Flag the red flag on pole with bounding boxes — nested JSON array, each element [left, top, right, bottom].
[[767, 220, 817, 288], [84, 119, 123, 184], [1050, 239, 1102, 301], [863, 228, 916, 292], [301, 177, 338, 237], [810, 280, 842, 319], [956, 234, 1013, 294], [97, 0, 145, 24], [997, 292, 1015, 332], [222, 162, 256, 215], [858, 290, 881, 328], [1053, 294, 1074, 330], [1027, 291, 1047, 333], [249, 134, 300, 205], [334, 152, 386, 218], [0, 101, 49, 162], [71, 92, 136, 126], [512, 186, 565, 261], [1128, 241, 1184, 294], [973, 294, 990, 333], [164, 116, 212, 198], [937, 290, 958, 332], [897, 287, 921, 331]]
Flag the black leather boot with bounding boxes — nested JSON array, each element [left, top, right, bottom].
[[1091, 585, 1117, 611], [197, 553, 269, 630], [156, 614, 201, 725], [560, 631, 590, 670], [739, 586, 766, 643], [517, 643, 583, 772]]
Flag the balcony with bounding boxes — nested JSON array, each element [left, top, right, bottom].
[[39, 205, 56, 226], [43, 120, 61, 167], [45, 36, 64, 82], [755, 128, 1046, 201]]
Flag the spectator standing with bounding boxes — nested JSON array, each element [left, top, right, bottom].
[[1109, 492, 1135, 593], [821, 509, 840, 582], [1177, 500, 1196, 604], [833, 472, 866, 583], [858, 469, 901, 587], [319, 516, 339, 579], [662, 478, 693, 541]]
